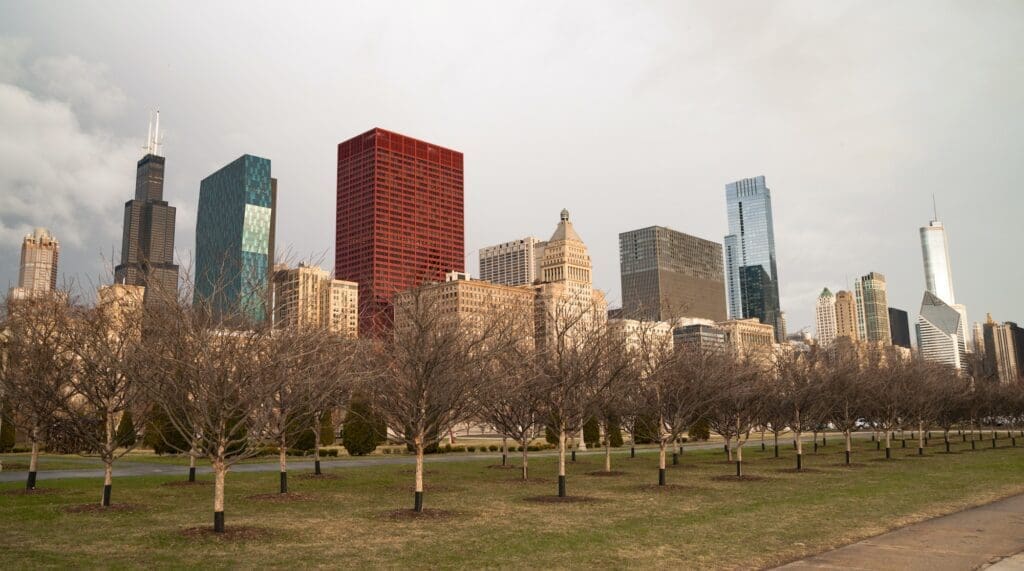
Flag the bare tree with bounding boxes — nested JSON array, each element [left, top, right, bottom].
[[369, 285, 518, 512], [775, 346, 828, 470], [0, 293, 77, 490], [477, 341, 544, 480], [822, 349, 868, 464], [305, 335, 359, 476], [704, 349, 765, 477]]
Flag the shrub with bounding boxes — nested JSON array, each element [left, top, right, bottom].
[[583, 416, 601, 449], [319, 411, 336, 447], [606, 415, 624, 447], [467, 446, 477, 452], [545, 424, 559, 445], [452, 446, 465, 453], [632, 414, 659, 444], [0, 410, 15, 453], [688, 419, 711, 441], [444, 443, 452, 453], [488, 444, 498, 452], [527, 445, 540, 452], [341, 398, 386, 456], [143, 407, 190, 455]]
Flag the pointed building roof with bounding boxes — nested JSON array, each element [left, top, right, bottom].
[[919, 290, 961, 335], [819, 287, 833, 298], [548, 208, 583, 243]]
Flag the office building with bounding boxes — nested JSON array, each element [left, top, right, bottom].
[[619, 226, 727, 322], [919, 214, 969, 351], [393, 273, 534, 337], [835, 290, 859, 340], [272, 264, 358, 337], [114, 113, 179, 306], [815, 288, 837, 348], [888, 307, 912, 349], [673, 321, 727, 351], [855, 272, 891, 345], [723, 176, 785, 342], [335, 128, 464, 335], [717, 318, 776, 354], [916, 291, 966, 370], [983, 315, 1020, 383], [608, 318, 674, 354], [479, 237, 546, 286], [194, 154, 277, 322], [11, 228, 59, 299]]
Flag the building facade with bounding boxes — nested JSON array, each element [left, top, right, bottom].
[[335, 128, 464, 335], [392, 273, 534, 338], [12, 228, 59, 299], [855, 272, 891, 345], [834, 290, 859, 340], [194, 154, 277, 322], [983, 315, 1020, 383], [916, 291, 966, 369], [272, 264, 358, 337], [478, 237, 546, 286], [919, 216, 969, 353], [723, 176, 785, 342], [608, 318, 674, 355], [114, 116, 179, 306], [673, 320, 727, 351], [717, 318, 776, 354], [888, 307, 912, 349], [619, 226, 726, 322], [815, 288, 837, 348]]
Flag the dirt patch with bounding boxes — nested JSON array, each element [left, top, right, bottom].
[[161, 480, 211, 487], [506, 477, 550, 484], [586, 470, 629, 477], [523, 495, 602, 504], [296, 472, 342, 481], [180, 526, 271, 541], [2, 487, 59, 496], [394, 484, 462, 493], [829, 462, 868, 468], [487, 464, 517, 469], [636, 483, 697, 493], [775, 467, 825, 474], [870, 457, 900, 463], [63, 503, 142, 513], [246, 492, 314, 502], [710, 475, 769, 483], [380, 508, 458, 521]]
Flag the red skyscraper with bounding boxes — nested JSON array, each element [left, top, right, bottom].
[[335, 128, 465, 334]]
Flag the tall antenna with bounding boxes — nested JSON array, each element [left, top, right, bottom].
[[932, 194, 938, 221], [153, 110, 161, 156], [145, 112, 153, 154]]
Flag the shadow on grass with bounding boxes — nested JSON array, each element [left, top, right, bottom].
[[380, 508, 459, 521], [64, 503, 142, 513], [180, 526, 271, 541], [523, 495, 602, 504]]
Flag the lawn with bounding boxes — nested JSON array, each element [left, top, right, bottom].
[[2, 435, 1022, 569]]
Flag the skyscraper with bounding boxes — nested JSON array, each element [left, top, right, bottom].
[[916, 291, 966, 369], [723, 176, 784, 342], [335, 128, 464, 334], [983, 315, 1020, 383], [854, 272, 891, 345], [11, 228, 59, 299], [479, 237, 546, 286], [619, 226, 727, 322], [272, 264, 358, 337], [114, 113, 179, 305], [888, 307, 912, 349], [194, 154, 277, 322], [834, 290, 859, 340], [815, 288, 837, 348], [919, 212, 969, 352]]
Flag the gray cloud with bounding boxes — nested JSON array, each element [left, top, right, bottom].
[[0, 1, 1021, 333]]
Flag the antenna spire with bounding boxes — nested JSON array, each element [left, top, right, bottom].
[[153, 110, 161, 155], [932, 194, 938, 221]]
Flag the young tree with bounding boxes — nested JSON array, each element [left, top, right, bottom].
[[477, 342, 544, 480], [863, 345, 912, 460], [340, 396, 386, 456], [0, 293, 77, 490], [369, 284, 519, 512], [775, 347, 828, 470], [822, 349, 867, 465], [705, 350, 764, 477]]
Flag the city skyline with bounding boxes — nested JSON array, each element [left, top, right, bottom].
[[1, 2, 1022, 332]]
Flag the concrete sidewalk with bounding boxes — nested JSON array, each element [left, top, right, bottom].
[[777, 493, 1024, 571]]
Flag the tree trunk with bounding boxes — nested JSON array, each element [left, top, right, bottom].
[[604, 439, 611, 473], [885, 428, 892, 459], [103, 411, 114, 506], [795, 429, 803, 470], [774, 431, 779, 458], [736, 437, 744, 477], [314, 422, 322, 476], [725, 438, 733, 462], [558, 428, 567, 497], [213, 461, 226, 533], [102, 461, 113, 506], [188, 451, 197, 482], [658, 438, 666, 486], [278, 441, 288, 494], [844, 429, 852, 465], [27, 427, 39, 490], [918, 421, 925, 455], [414, 440, 425, 512], [501, 436, 508, 467], [521, 435, 529, 481]]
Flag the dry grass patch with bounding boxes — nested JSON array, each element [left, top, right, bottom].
[[179, 525, 272, 541]]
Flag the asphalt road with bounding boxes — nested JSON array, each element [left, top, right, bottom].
[[0, 431, 884, 483]]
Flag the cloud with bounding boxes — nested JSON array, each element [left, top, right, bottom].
[[29, 55, 128, 121]]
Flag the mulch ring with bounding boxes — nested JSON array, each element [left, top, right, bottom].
[[394, 484, 462, 493], [296, 472, 342, 481], [0, 462, 29, 471], [506, 476, 550, 484], [829, 462, 868, 468], [246, 492, 314, 502], [775, 467, 825, 474], [161, 480, 211, 487], [2, 487, 59, 496], [380, 508, 458, 521], [63, 503, 142, 514], [709, 474, 769, 483], [180, 526, 271, 541], [523, 495, 602, 504], [487, 464, 517, 469], [586, 470, 629, 477], [636, 483, 697, 493]]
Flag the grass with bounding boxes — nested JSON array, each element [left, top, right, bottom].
[[2, 435, 1023, 569]]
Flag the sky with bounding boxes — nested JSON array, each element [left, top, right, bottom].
[[1, 1, 1022, 335]]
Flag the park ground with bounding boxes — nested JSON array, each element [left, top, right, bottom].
[[2, 434, 1024, 569]]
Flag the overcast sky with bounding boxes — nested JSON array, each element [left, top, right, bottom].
[[1, 1, 1022, 334]]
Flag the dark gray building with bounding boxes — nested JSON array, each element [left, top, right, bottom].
[[619, 226, 727, 322], [888, 307, 912, 349], [114, 129, 179, 306]]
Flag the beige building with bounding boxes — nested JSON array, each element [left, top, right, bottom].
[[533, 209, 608, 349], [478, 236, 546, 286], [393, 272, 535, 338], [984, 314, 1019, 383], [97, 284, 145, 331], [835, 290, 859, 340], [11, 228, 60, 300], [607, 318, 673, 356], [272, 264, 358, 336], [717, 318, 776, 354]]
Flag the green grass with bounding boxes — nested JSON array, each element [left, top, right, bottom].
[[2, 435, 1023, 569]]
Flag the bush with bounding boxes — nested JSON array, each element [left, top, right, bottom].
[[143, 407, 190, 455], [583, 416, 601, 449], [688, 419, 710, 441], [0, 410, 15, 453], [444, 443, 452, 453], [319, 411, 336, 447], [488, 444, 498, 452], [467, 446, 477, 452], [340, 398, 386, 456], [545, 424, 559, 445], [632, 414, 659, 444], [527, 445, 540, 452], [606, 414, 624, 447], [115, 411, 137, 447]]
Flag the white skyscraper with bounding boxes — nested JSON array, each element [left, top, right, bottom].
[[815, 288, 837, 348], [918, 210, 969, 355], [916, 291, 967, 369], [479, 236, 546, 286]]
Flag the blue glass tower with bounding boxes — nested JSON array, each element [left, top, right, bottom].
[[723, 176, 785, 342], [194, 155, 276, 323]]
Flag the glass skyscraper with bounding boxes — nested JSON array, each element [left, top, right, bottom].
[[194, 154, 276, 323], [723, 176, 785, 342]]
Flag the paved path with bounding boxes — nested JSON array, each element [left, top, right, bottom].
[[777, 493, 1024, 571]]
